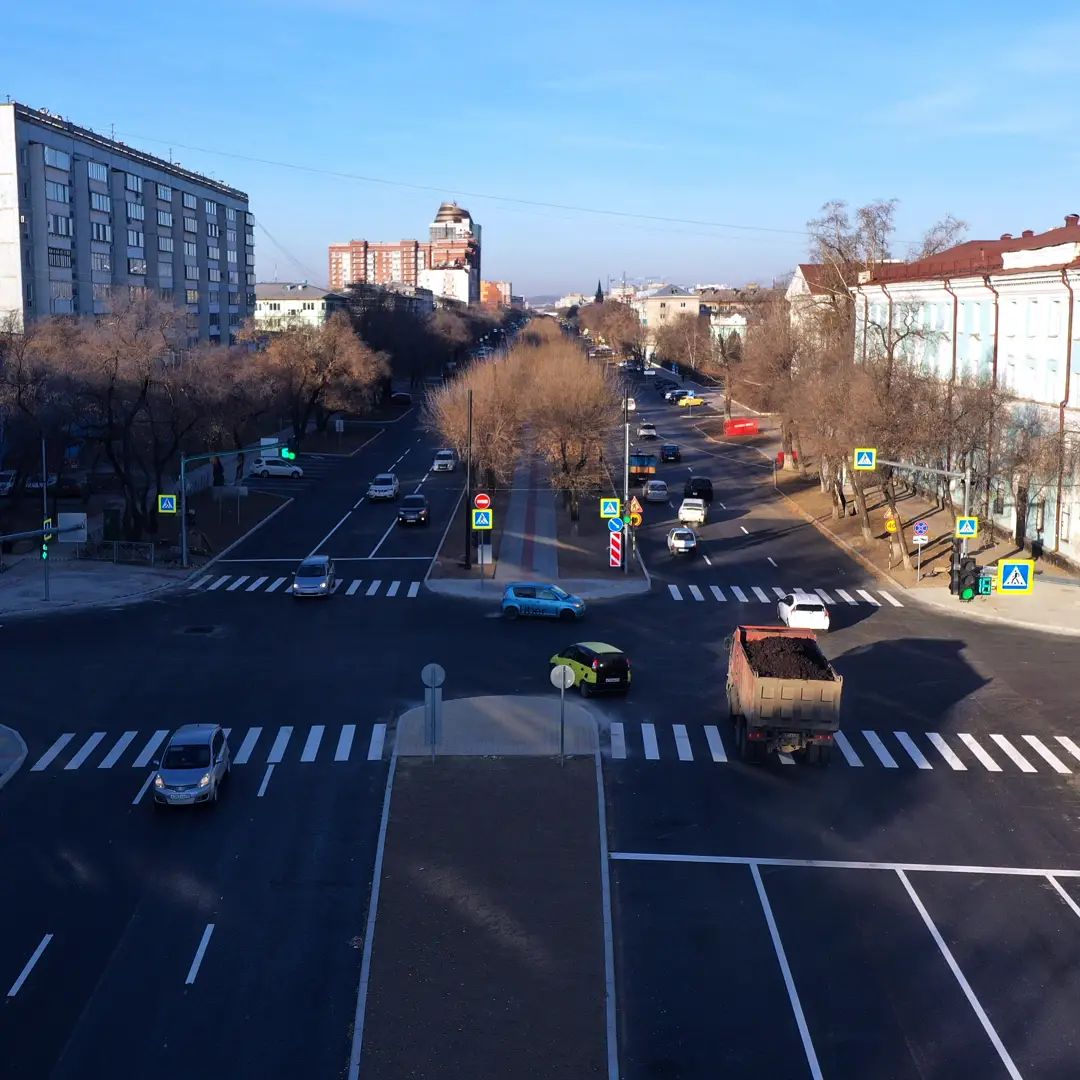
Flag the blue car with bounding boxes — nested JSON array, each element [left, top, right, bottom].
[[501, 582, 586, 621]]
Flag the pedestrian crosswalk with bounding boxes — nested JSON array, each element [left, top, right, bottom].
[[606, 722, 1080, 773], [188, 573, 423, 598], [28, 723, 390, 774], [665, 583, 904, 607]]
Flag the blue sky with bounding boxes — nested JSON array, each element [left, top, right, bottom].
[[4, 1, 1079, 296]]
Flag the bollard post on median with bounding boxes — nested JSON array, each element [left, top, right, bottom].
[[550, 664, 575, 765], [421, 663, 446, 763]]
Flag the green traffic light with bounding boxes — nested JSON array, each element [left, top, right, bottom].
[[281, 447, 296, 460], [960, 586, 975, 601], [41, 545, 48, 560]]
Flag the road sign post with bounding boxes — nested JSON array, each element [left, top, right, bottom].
[[471, 508, 493, 530], [997, 559, 1034, 595], [609, 529, 623, 568], [912, 532, 929, 581], [550, 664, 575, 765], [421, 663, 446, 762], [473, 492, 491, 511]]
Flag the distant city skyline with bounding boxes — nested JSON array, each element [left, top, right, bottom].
[[3, 2, 1079, 295]]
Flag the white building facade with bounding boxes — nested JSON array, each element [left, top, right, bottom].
[[254, 282, 344, 331]]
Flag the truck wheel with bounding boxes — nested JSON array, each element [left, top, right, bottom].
[[815, 745, 833, 767], [735, 717, 751, 761]]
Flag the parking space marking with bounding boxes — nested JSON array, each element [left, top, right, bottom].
[[407, 582, 420, 597], [31, 733, 75, 772], [267, 727, 293, 764], [667, 584, 683, 600], [814, 588, 835, 605], [207, 575, 231, 591], [6, 933, 53, 998], [641, 723, 659, 760], [687, 585, 704, 602], [131, 772, 155, 805], [989, 734, 1036, 773], [234, 727, 262, 765], [894, 731, 932, 769], [65, 732, 106, 771], [132, 730, 168, 768], [836, 588, 858, 604], [958, 734, 1002, 771], [862, 731, 898, 767], [346, 580, 363, 595], [1022, 735, 1071, 774], [1055, 736, 1080, 764], [673, 724, 693, 761], [336, 725, 356, 761], [367, 724, 386, 761], [709, 585, 726, 601], [246, 576, 268, 591], [730, 586, 748, 602], [366, 580, 383, 597], [266, 576, 287, 593], [257, 764, 275, 797], [751, 586, 770, 602], [610, 722, 627, 759], [879, 590, 903, 607], [184, 924, 216, 986], [1047, 875, 1080, 921], [704, 725, 726, 762], [833, 731, 864, 766], [896, 870, 1022, 1079], [301, 725, 325, 762], [226, 575, 249, 591], [99, 731, 138, 769], [856, 589, 880, 606], [927, 732, 967, 770]]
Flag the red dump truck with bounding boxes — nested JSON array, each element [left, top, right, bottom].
[[726, 625, 843, 764]]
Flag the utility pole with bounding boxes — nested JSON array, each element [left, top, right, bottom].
[[463, 389, 473, 569], [622, 390, 630, 575], [41, 434, 49, 601]]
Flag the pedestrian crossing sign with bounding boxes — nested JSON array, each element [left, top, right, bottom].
[[955, 516, 978, 539], [471, 509, 493, 530], [600, 497, 621, 519], [853, 448, 877, 471], [997, 559, 1034, 594], [158, 494, 177, 514]]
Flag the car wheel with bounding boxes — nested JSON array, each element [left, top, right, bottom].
[[291, 470, 301, 478], [559, 608, 576, 622], [503, 605, 520, 620], [580, 680, 592, 698], [259, 470, 270, 478]]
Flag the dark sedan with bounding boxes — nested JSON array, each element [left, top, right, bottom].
[[397, 494, 430, 525]]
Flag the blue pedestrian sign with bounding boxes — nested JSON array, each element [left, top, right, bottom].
[[955, 516, 979, 539], [997, 558, 1034, 594], [471, 509, 493, 530], [607, 517, 624, 533], [158, 494, 177, 514], [913, 520, 928, 537], [852, 448, 877, 471], [599, 497, 621, 519]]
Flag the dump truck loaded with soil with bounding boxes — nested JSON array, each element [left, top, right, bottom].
[[726, 625, 843, 764]]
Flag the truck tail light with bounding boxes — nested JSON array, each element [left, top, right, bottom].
[[747, 730, 767, 741], [812, 733, 834, 744]]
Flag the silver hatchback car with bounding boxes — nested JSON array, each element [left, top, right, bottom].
[[292, 554, 336, 597], [153, 725, 231, 807]]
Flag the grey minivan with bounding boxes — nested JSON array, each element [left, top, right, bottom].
[[153, 725, 231, 807]]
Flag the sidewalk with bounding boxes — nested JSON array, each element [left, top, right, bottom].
[[494, 455, 559, 581]]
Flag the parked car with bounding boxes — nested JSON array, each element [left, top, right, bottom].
[[501, 582, 585, 621], [625, 397, 637, 412], [292, 554, 336, 597], [677, 395, 705, 407], [667, 527, 698, 555], [665, 388, 691, 403], [54, 473, 88, 498], [397, 494, 430, 525], [390, 391, 413, 406], [660, 443, 681, 463], [777, 592, 831, 631], [678, 498, 708, 526], [549, 642, 631, 697], [432, 449, 456, 472], [252, 457, 303, 479], [642, 367, 657, 378], [683, 477, 713, 503], [367, 473, 400, 500], [152, 725, 231, 807], [637, 422, 658, 439], [642, 479, 669, 503]]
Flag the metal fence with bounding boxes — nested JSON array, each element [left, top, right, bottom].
[[75, 540, 173, 566]]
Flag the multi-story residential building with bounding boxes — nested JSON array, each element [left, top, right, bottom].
[[328, 201, 481, 304], [710, 311, 748, 350], [480, 280, 512, 307], [785, 265, 835, 331], [254, 282, 345, 331], [632, 284, 702, 356], [853, 215, 1080, 562], [0, 102, 254, 344]]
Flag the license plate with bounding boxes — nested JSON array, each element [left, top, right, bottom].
[[605, 677, 621, 684]]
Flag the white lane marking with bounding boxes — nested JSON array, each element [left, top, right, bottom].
[[367, 515, 399, 560], [346, 579, 362, 595], [6, 933, 54, 998], [926, 733, 967, 770], [894, 731, 932, 769], [750, 865, 823, 1080], [386, 580, 401, 597], [709, 585, 726, 601], [778, 752, 796, 765], [642, 723, 659, 760], [856, 589, 881, 606], [65, 732, 106, 771], [1022, 735, 1070, 774], [246, 575, 268, 591], [266, 576, 287, 593], [751, 586, 770, 603], [610, 722, 627, 759], [879, 590, 903, 607], [331, 579, 343, 593], [897, 871, 1022, 1080], [132, 730, 169, 768], [308, 510, 352, 559], [99, 731, 138, 769], [1054, 736, 1080, 764], [367, 724, 386, 761], [226, 575, 250, 591], [989, 734, 1036, 773], [234, 727, 262, 765], [730, 586, 748, 602], [267, 726, 293, 764], [301, 725, 325, 763], [814, 588, 835, 605], [184, 924, 216, 985], [366, 579, 382, 597], [836, 588, 858, 604], [688, 585, 704, 601], [772, 587, 787, 599], [673, 724, 693, 761], [335, 725, 356, 761], [767, 556, 777, 567], [667, 584, 683, 600], [131, 772, 155, 805], [1047, 875, 1080, 921], [352, 495, 366, 510], [188, 574, 212, 589], [958, 733, 1002, 772], [407, 582, 420, 597], [207, 574, 231, 591], [704, 726, 727, 762], [739, 525, 749, 535], [702, 554, 712, 566], [31, 733, 74, 771], [862, 731, 898, 768], [833, 732, 863, 766], [257, 763, 275, 797]]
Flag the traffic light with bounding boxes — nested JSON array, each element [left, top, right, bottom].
[[949, 538, 962, 595], [42, 517, 52, 560], [958, 557, 978, 602], [281, 446, 297, 461]]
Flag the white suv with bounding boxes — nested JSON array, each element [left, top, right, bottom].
[[432, 449, 456, 472], [252, 457, 303, 479], [367, 473, 400, 500]]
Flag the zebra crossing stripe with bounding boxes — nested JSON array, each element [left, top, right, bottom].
[[989, 734, 1036, 773], [751, 586, 770, 602], [267, 727, 293, 764], [31, 733, 74, 771], [688, 585, 704, 601], [835, 589, 858, 604], [366, 580, 382, 597], [266, 576, 287, 593], [346, 580, 362, 595], [65, 732, 106, 770], [668, 584, 683, 600], [926, 732, 967, 770], [862, 731, 898, 767], [778, 752, 796, 765], [704, 725, 727, 762], [730, 586, 748, 602], [367, 724, 386, 761], [132, 730, 169, 768], [814, 588, 835, 605], [710, 585, 726, 601], [300, 725, 325, 762], [386, 580, 401, 597], [894, 731, 932, 769], [335, 725, 356, 761], [189, 575, 212, 589], [1054, 736, 1080, 764], [1021, 735, 1071, 774], [246, 576, 268, 591], [833, 731, 863, 766], [99, 731, 138, 769], [610, 722, 627, 759], [641, 723, 659, 760], [958, 734, 1001, 771], [331, 580, 343, 593], [226, 575, 249, 591], [407, 582, 420, 597], [673, 724, 693, 760], [234, 727, 262, 765], [856, 589, 880, 606], [207, 575, 231, 591], [879, 590, 903, 607], [772, 587, 787, 599]]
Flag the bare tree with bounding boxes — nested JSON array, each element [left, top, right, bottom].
[[654, 312, 712, 376]]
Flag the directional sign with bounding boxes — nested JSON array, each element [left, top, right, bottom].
[[912, 534, 929, 546], [955, 516, 979, 539], [600, 497, 621, 519], [997, 558, 1034, 594], [609, 530, 623, 567], [629, 496, 643, 514], [913, 520, 929, 536], [607, 517, 624, 533], [853, 448, 877, 471], [473, 492, 491, 510], [471, 508, 493, 530], [630, 511, 643, 528], [884, 518, 898, 534]]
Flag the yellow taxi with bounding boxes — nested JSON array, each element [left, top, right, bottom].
[[549, 642, 631, 697], [676, 394, 705, 407]]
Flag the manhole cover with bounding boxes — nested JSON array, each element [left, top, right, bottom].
[[182, 625, 218, 635]]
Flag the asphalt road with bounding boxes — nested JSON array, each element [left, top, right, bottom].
[[2, 380, 1079, 1078]]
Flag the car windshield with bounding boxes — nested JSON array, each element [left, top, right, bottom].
[[402, 497, 425, 508], [674, 530, 693, 540], [297, 561, 327, 577], [435, 451, 453, 459], [550, 586, 570, 600], [373, 475, 393, 484], [162, 743, 211, 770], [795, 604, 825, 613]]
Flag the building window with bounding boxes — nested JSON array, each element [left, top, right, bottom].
[[207, 245, 220, 260], [48, 213, 73, 236], [229, 314, 239, 327], [48, 247, 72, 268], [1062, 504, 1072, 544], [245, 231, 254, 246], [184, 241, 197, 257], [226, 206, 236, 223], [226, 229, 236, 246], [87, 161, 108, 183], [156, 183, 173, 201], [186, 289, 199, 304], [128, 258, 147, 275], [158, 261, 173, 279], [184, 216, 197, 234], [183, 192, 197, 210], [92, 251, 111, 272], [92, 283, 110, 302], [44, 147, 71, 170], [245, 251, 255, 265], [228, 270, 239, 285], [45, 180, 70, 203], [91, 221, 112, 242], [158, 236, 174, 252], [245, 212, 255, 226], [228, 290, 238, 306], [127, 202, 145, 222], [185, 264, 199, 280], [1034, 500, 1046, 533], [208, 267, 222, 282], [25, 283, 32, 305], [227, 249, 237, 264], [125, 173, 143, 194], [205, 200, 217, 216], [246, 272, 256, 286], [157, 210, 173, 228], [50, 281, 74, 300], [207, 222, 220, 238], [127, 229, 144, 248], [90, 191, 112, 213]]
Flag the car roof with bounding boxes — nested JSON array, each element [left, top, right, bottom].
[[507, 581, 557, 590], [790, 590, 824, 603], [373, 473, 395, 480], [661, 442, 679, 448], [298, 554, 330, 567], [681, 497, 705, 505], [402, 493, 427, 501], [435, 448, 454, 455], [574, 641, 623, 655], [169, 724, 219, 746]]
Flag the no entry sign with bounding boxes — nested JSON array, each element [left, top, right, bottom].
[[473, 492, 491, 510]]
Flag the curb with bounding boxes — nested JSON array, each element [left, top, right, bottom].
[[0, 573, 184, 622], [0, 725, 28, 791], [182, 495, 294, 585]]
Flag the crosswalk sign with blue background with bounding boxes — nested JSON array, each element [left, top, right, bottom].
[[471, 508, 493, 530], [600, 497, 621, 519], [853, 448, 877, 471], [997, 558, 1034, 594], [955, 516, 978, 538], [158, 494, 177, 514]]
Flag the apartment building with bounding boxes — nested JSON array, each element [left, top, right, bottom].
[[0, 102, 254, 344], [254, 282, 345, 331]]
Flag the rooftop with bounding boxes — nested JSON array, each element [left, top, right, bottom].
[[255, 282, 338, 301]]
